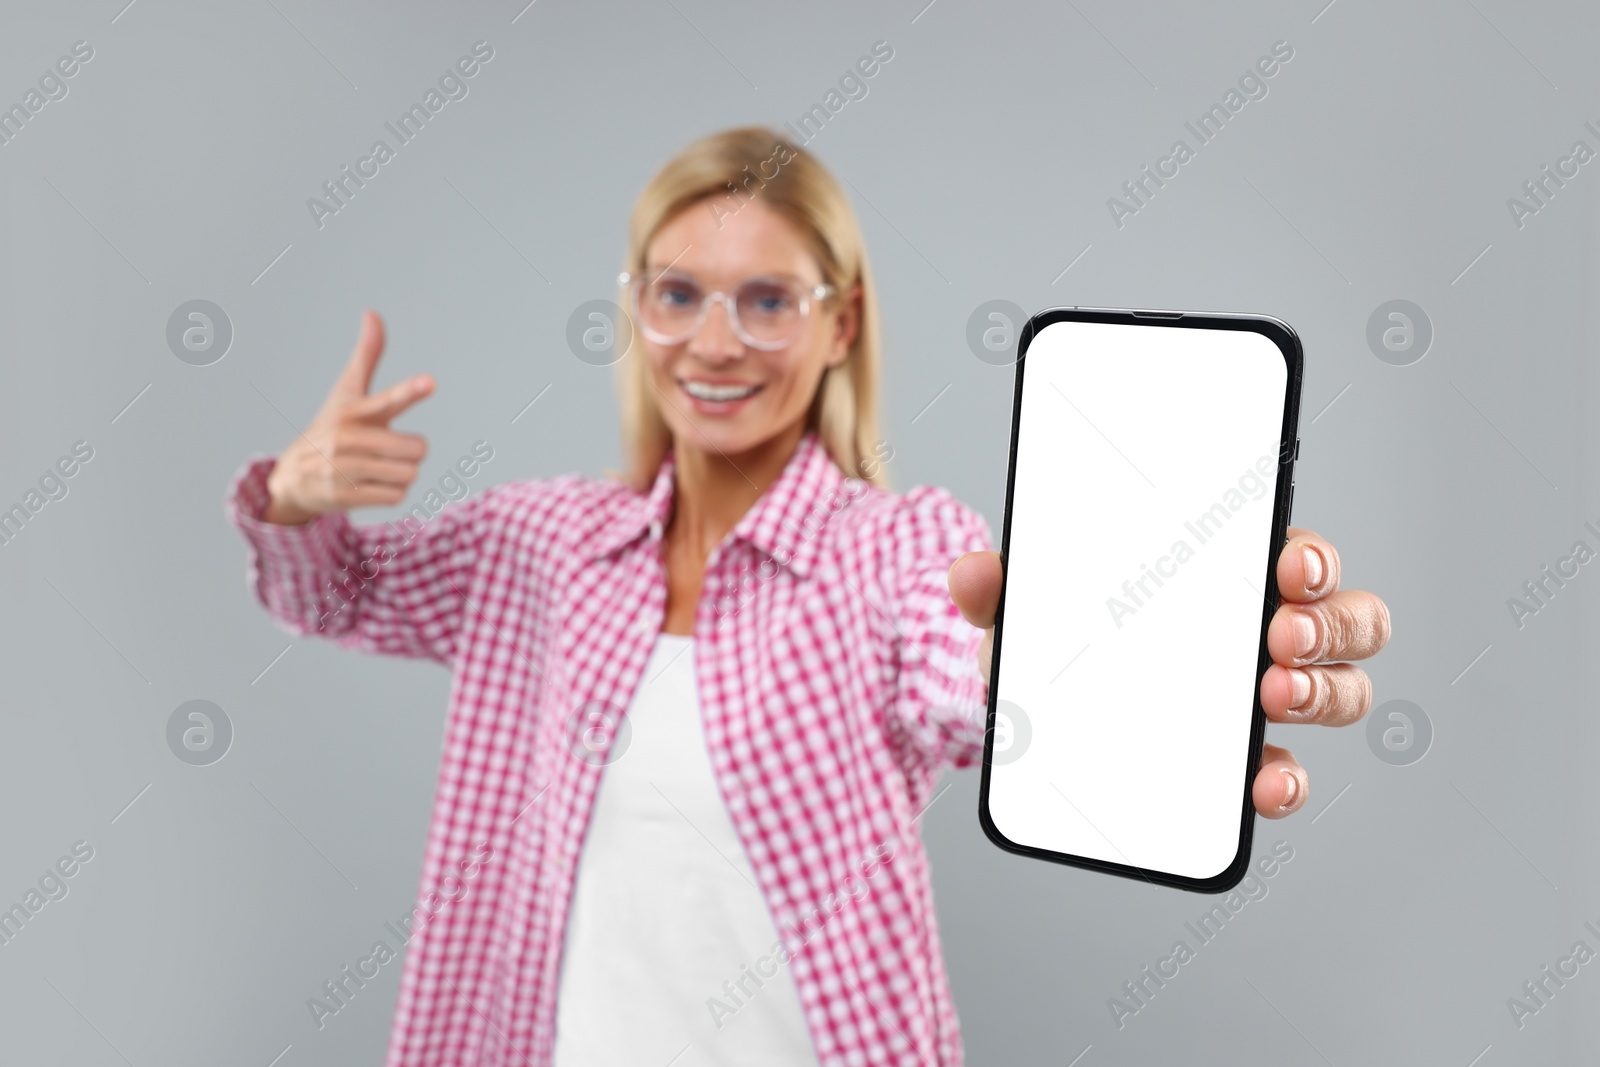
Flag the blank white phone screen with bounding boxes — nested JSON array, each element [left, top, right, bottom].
[[989, 319, 1288, 881]]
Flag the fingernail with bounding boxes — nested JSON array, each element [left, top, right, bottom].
[[1279, 770, 1299, 811], [1287, 668, 1311, 710], [1301, 545, 1324, 591], [1291, 612, 1318, 659]]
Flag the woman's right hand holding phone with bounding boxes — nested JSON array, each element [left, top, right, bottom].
[[262, 310, 435, 525]]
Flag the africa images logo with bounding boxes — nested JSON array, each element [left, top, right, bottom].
[[305, 41, 495, 230], [305, 840, 495, 1030], [1106, 40, 1294, 229]]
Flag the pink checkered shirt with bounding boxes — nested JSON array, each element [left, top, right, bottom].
[[226, 428, 994, 1065]]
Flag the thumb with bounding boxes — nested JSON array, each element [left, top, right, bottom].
[[948, 551, 1003, 629], [334, 310, 386, 398]]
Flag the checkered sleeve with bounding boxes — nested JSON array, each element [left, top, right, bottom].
[[224, 454, 500, 665], [888, 485, 996, 780]]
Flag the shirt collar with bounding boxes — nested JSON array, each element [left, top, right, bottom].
[[580, 429, 863, 579]]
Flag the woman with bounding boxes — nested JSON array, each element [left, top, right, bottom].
[[227, 126, 1390, 1066]]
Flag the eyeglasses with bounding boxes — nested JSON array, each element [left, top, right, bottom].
[[617, 269, 836, 350]]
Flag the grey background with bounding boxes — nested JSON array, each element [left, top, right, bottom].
[[1, 0, 1595, 1064]]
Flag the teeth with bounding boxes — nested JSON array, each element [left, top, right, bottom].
[[683, 380, 759, 401]]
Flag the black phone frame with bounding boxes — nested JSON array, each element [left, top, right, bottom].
[[977, 306, 1304, 894]]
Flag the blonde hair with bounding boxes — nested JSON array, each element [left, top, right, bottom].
[[612, 125, 886, 492]]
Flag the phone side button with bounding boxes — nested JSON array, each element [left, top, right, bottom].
[[1286, 483, 1294, 520]]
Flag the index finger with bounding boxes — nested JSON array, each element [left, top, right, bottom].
[[348, 373, 435, 424], [1276, 526, 1341, 603]]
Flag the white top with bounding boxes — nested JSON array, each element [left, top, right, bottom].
[[552, 632, 820, 1066]]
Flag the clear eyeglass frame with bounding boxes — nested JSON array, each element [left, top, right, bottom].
[[617, 269, 836, 351]]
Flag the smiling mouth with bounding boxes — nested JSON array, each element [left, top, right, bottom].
[[680, 379, 763, 402]]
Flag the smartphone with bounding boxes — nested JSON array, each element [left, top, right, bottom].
[[978, 306, 1302, 893]]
